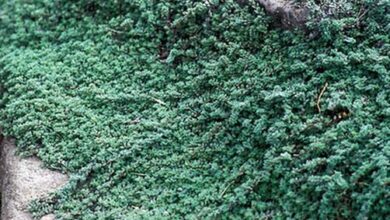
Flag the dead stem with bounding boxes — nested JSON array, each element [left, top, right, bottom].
[[316, 82, 329, 113]]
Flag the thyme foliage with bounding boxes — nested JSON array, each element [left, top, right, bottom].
[[0, 0, 389, 219]]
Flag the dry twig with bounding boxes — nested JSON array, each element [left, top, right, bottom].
[[151, 97, 167, 106], [220, 181, 234, 197], [316, 82, 329, 113]]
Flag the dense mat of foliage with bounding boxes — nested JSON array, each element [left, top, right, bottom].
[[0, 0, 389, 219]]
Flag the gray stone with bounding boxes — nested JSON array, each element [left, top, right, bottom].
[[40, 214, 56, 220], [1, 137, 68, 220]]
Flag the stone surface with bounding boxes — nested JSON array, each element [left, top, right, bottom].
[[1, 137, 68, 220], [257, 0, 309, 28], [40, 214, 56, 220]]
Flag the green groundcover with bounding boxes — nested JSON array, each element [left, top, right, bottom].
[[0, 0, 388, 219]]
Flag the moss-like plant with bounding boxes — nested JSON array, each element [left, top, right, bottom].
[[0, 0, 388, 219]]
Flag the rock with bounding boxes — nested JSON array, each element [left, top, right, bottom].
[[257, 0, 310, 28], [40, 214, 56, 220], [1, 137, 68, 220]]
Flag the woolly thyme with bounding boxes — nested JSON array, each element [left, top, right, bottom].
[[0, 0, 388, 219]]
